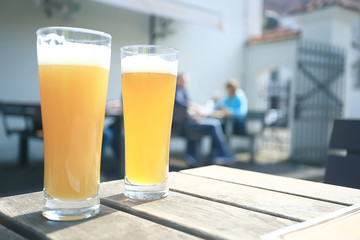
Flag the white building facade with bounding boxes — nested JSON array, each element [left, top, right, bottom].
[[244, 3, 360, 164]]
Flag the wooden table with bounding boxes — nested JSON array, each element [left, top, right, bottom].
[[1, 165, 360, 239]]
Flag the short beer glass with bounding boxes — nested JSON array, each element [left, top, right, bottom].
[[37, 27, 111, 220], [121, 45, 178, 200]]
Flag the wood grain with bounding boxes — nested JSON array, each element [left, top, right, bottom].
[[0, 192, 197, 240], [181, 165, 360, 205], [100, 180, 295, 240], [1, 166, 356, 240], [168, 172, 345, 222]]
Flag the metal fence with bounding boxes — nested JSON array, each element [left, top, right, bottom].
[[291, 41, 345, 165]]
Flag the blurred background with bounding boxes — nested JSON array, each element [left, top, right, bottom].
[[1, 0, 360, 196]]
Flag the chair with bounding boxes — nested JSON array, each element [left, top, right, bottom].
[[324, 119, 360, 189], [171, 106, 188, 137], [171, 106, 203, 163], [229, 111, 266, 163], [1, 102, 43, 167]]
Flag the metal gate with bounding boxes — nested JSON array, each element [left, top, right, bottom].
[[291, 41, 345, 165]]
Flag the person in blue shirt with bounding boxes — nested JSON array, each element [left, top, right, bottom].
[[217, 79, 248, 135], [173, 73, 234, 167]]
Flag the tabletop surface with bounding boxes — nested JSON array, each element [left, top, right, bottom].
[[1, 165, 360, 240]]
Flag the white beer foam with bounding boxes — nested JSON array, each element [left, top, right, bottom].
[[37, 43, 111, 69], [121, 54, 178, 75]]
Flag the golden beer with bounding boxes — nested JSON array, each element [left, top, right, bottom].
[[122, 72, 176, 184], [37, 26, 111, 220], [39, 65, 109, 200], [121, 46, 178, 200]]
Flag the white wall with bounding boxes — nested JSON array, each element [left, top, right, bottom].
[[0, 0, 263, 162], [243, 39, 298, 110], [332, 8, 360, 118], [0, 0, 149, 162], [0, 0, 262, 161], [289, 7, 335, 43], [156, 0, 262, 104], [243, 0, 263, 38]]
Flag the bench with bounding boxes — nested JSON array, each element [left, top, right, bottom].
[[1, 102, 43, 167]]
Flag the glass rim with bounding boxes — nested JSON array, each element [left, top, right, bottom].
[[36, 26, 112, 40], [121, 45, 179, 56]]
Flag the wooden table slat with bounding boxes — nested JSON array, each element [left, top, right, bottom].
[[181, 165, 360, 205], [100, 180, 295, 240], [169, 172, 345, 222], [0, 192, 198, 240], [1, 166, 360, 240]]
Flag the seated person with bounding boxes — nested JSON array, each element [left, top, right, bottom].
[[101, 100, 122, 161], [216, 79, 248, 135], [173, 73, 234, 167]]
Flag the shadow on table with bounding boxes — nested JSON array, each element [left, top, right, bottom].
[[0, 162, 44, 197], [4, 206, 114, 237], [102, 193, 153, 208]]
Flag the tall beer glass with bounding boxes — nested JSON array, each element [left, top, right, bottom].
[[37, 27, 111, 220], [121, 45, 178, 200]]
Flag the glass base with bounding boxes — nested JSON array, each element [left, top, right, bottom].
[[42, 192, 100, 221], [124, 177, 168, 201]]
